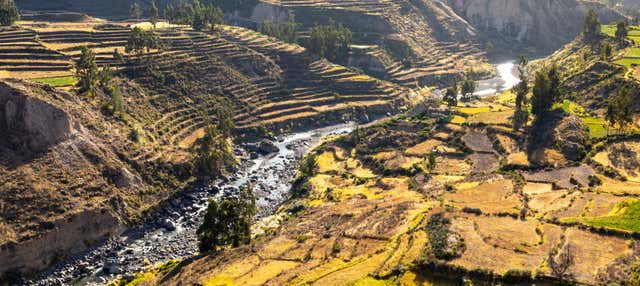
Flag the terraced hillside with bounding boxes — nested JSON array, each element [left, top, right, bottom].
[[0, 17, 410, 278], [529, 23, 640, 129], [142, 91, 640, 285], [251, 0, 493, 87]]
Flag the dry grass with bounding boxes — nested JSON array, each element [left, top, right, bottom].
[[445, 179, 520, 215]]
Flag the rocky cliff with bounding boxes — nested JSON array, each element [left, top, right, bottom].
[[0, 79, 181, 278], [447, 0, 625, 56]]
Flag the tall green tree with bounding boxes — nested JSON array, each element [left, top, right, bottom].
[[197, 184, 256, 252], [126, 27, 161, 55], [193, 125, 235, 176], [512, 55, 530, 130], [531, 64, 561, 118], [0, 0, 19, 26], [606, 86, 635, 134], [601, 42, 613, 61], [130, 2, 142, 19], [150, 0, 159, 28], [583, 9, 601, 40], [98, 65, 112, 89], [75, 46, 98, 96], [615, 21, 629, 42]]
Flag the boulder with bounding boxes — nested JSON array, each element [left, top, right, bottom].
[[258, 140, 279, 154]]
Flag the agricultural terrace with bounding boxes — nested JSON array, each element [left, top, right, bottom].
[[153, 91, 640, 285]]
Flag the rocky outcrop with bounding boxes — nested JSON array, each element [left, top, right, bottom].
[[528, 111, 589, 166], [0, 81, 74, 154], [447, 0, 625, 54], [0, 210, 122, 277]]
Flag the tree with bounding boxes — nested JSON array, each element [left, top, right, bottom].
[[308, 19, 352, 62], [444, 80, 458, 107], [259, 16, 298, 44], [426, 151, 436, 172], [76, 46, 98, 96], [512, 55, 530, 130], [193, 124, 235, 176], [98, 65, 112, 89], [460, 74, 476, 102], [531, 64, 561, 118], [615, 21, 629, 42], [0, 0, 19, 26], [107, 86, 126, 121], [126, 27, 161, 56], [601, 42, 613, 61], [606, 85, 634, 134], [215, 98, 234, 138], [583, 9, 601, 41], [113, 48, 124, 66], [130, 2, 142, 19], [548, 242, 574, 281], [209, 6, 225, 30], [149, 0, 159, 28], [197, 183, 256, 252]]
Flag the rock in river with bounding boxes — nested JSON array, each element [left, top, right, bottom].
[[258, 140, 279, 155]]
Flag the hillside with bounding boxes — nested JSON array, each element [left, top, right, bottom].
[[0, 16, 409, 278], [139, 93, 640, 286], [529, 22, 640, 131]]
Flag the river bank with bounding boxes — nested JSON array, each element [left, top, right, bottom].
[[27, 124, 357, 286]]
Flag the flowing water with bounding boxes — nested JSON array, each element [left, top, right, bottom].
[[474, 61, 520, 97], [30, 62, 517, 285]]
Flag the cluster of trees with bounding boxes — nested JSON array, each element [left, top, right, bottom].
[[443, 75, 476, 106], [531, 64, 561, 119], [197, 183, 256, 252], [130, 1, 159, 27], [76, 47, 126, 120], [125, 27, 163, 55], [0, 0, 19, 26], [163, 0, 224, 31], [193, 99, 235, 176], [307, 20, 352, 62], [259, 17, 298, 44]]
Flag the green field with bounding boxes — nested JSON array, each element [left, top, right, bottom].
[[580, 200, 640, 233], [32, 76, 77, 87], [581, 117, 609, 138], [601, 25, 617, 37]]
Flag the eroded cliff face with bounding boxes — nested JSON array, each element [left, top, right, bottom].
[[0, 82, 74, 154], [448, 0, 624, 55], [0, 79, 173, 278]]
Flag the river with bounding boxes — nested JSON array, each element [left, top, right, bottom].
[[29, 62, 517, 285]]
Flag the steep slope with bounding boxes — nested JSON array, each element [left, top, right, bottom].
[[530, 26, 639, 115], [0, 78, 190, 277], [242, 0, 494, 87], [447, 0, 625, 56], [0, 17, 409, 279]]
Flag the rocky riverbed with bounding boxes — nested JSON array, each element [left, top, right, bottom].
[[27, 123, 356, 286]]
